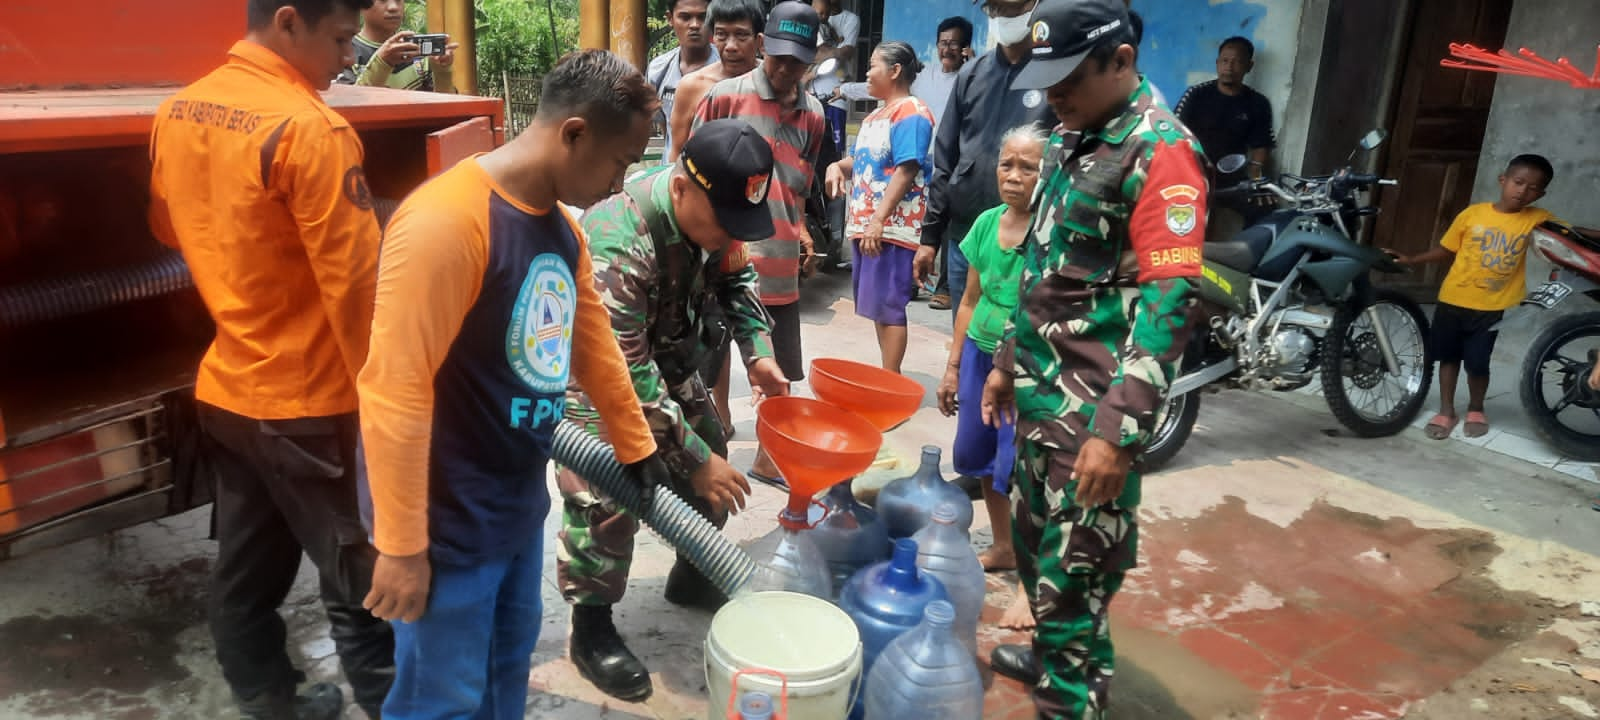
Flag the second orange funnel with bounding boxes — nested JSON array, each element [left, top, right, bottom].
[[808, 358, 926, 432]]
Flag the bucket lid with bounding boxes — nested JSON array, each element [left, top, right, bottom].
[[709, 590, 861, 681]]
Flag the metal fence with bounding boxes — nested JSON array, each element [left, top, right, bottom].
[[483, 72, 540, 139]]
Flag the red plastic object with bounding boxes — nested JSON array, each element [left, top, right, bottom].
[[808, 358, 926, 432], [755, 396, 882, 528], [1441, 42, 1600, 89]]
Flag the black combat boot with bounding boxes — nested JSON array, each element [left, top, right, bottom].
[[569, 604, 652, 702], [236, 682, 344, 720], [990, 643, 1042, 685], [662, 556, 728, 612]]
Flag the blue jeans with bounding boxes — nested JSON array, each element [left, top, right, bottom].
[[382, 533, 545, 720], [945, 218, 973, 326]]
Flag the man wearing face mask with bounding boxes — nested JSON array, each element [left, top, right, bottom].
[[915, 0, 1058, 325]]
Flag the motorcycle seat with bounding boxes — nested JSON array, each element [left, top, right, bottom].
[[1572, 226, 1600, 251], [1205, 240, 1259, 272]]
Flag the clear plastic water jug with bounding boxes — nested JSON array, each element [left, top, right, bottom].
[[911, 503, 984, 660], [874, 446, 973, 539], [808, 482, 891, 600], [741, 527, 833, 600], [862, 600, 985, 720], [838, 537, 950, 720]]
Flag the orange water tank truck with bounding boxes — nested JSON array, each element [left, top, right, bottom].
[[0, 0, 503, 559]]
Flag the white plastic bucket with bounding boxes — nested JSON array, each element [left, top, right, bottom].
[[705, 590, 863, 720]]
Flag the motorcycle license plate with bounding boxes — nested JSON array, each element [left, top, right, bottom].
[[1525, 282, 1573, 309]]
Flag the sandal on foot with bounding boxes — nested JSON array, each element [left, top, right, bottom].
[[929, 293, 951, 310], [1424, 413, 1458, 440], [1464, 411, 1490, 438], [746, 469, 788, 492]]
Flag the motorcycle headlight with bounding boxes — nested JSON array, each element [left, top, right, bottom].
[[1535, 230, 1596, 272]]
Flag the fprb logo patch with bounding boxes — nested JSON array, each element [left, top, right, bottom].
[[343, 166, 374, 210], [1161, 184, 1201, 236], [507, 253, 577, 394]]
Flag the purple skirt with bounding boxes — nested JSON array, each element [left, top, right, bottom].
[[851, 241, 916, 326]]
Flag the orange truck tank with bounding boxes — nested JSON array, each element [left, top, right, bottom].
[[0, 0, 503, 557]]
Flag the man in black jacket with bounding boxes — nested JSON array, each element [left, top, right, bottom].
[[915, 0, 1058, 319]]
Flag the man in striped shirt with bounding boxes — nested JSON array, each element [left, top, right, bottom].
[[689, 0, 827, 489]]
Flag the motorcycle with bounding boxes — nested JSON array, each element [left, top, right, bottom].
[[1494, 222, 1600, 460], [1144, 129, 1434, 470]]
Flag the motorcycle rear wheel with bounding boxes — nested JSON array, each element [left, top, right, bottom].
[[1321, 288, 1433, 437], [1518, 310, 1600, 462]]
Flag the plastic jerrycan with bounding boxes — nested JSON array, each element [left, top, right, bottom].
[[874, 446, 973, 539], [910, 503, 984, 660], [862, 600, 984, 720], [838, 538, 949, 720], [807, 482, 891, 600]]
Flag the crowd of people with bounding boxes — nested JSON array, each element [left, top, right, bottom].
[[147, 0, 1600, 718]]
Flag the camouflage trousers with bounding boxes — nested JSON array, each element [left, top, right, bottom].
[[1011, 435, 1140, 720], [556, 375, 727, 607]]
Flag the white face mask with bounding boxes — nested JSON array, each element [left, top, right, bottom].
[[989, 14, 1032, 47]]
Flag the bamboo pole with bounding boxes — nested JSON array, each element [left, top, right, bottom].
[[608, 0, 648, 70], [581, 0, 610, 51], [442, 0, 478, 95]]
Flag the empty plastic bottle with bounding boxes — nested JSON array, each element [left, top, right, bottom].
[[862, 600, 984, 720], [807, 482, 891, 600], [737, 691, 775, 720], [911, 503, 984, 660], [838, 538, 950, 720], [741, 526, 833, 600], [874, 446, 973, 539]]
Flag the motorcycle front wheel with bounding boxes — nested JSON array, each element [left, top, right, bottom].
[[1142, 389, 1201, 472], [1321, 288, 1433, 436], [1518, 310, 1600, 461]]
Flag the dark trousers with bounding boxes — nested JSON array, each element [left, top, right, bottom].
[[199, 403, 395, 716]]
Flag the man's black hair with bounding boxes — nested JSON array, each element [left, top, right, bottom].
[[538, 49, 662, 135], [709, 0, 766, 34], [1507, 153, 1555, 185], [1219, 36, 1255, 60], [667, 0, 708, 14], [247, 0, 372, 31], [937, 16, 974, 47]]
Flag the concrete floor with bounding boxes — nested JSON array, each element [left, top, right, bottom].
[[2, 270, 1599, 719]]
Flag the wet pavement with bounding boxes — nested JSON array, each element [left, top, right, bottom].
[[2, 269, 1599, 719]]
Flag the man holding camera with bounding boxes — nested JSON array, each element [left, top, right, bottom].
[[338, 0, 458, 92]]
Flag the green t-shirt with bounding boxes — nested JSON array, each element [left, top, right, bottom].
[[959, 205, 1025, 355]]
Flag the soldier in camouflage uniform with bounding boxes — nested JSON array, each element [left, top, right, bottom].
[[981, 1, 1209, 717], [558, 119, 793, 703]]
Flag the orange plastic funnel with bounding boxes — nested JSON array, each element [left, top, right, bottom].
[[808, 358, 926, 431], [756, 396, 883, 526]]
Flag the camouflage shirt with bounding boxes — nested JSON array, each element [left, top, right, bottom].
[[569, 166, 776, 476], [994, 77, 1208, 459]]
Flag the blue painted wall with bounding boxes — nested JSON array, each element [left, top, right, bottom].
[[1132, 0, 1269, 105], [879, 0, 989, 67]]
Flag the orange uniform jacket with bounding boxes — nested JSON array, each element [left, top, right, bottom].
[[149, 41, 380, 420]]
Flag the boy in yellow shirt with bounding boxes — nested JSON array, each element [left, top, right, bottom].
[[1391, 154, 1571, 439]]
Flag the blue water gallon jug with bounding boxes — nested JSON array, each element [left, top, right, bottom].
[[862, 600, 984, 720], [838, 537, 949, 720], [808, 482, 891, 600], [741, 526, 833, 600], [874, 446, 973, 539], [911, 503, 984, 660]]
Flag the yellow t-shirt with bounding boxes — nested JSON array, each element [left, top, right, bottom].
[[1437, 202, 1554, 311]]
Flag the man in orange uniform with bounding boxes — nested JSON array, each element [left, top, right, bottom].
[[146, 1, 394, 718], [355, 49, 673, 719]]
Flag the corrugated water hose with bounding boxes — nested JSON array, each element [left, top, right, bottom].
[[551, 421, 757, 596], [0, 250, 192, 330]]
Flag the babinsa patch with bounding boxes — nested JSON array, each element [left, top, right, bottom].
[[343, 166, 374, 210]]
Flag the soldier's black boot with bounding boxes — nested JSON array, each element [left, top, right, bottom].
[[990, 643, 1042, 685], [237, 682, 344, 720], [663, 556, 728, 612], [570, 604, 653, 702]]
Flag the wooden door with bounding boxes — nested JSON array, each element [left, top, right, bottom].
[[1371, 0, 1513, 293]]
